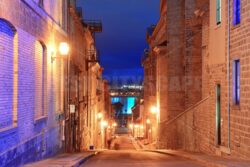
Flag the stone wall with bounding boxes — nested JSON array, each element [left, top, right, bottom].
[[159, 97, 212, 153]]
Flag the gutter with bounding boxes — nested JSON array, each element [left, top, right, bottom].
[[227, 0, 231, 150]]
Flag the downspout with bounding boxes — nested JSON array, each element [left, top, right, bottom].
[[227, 0, 231, 150]]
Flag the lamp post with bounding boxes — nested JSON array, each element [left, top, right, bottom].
[[51, 42, 71, 152]]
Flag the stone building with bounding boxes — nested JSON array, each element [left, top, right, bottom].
[[67, 0, 105, 151], [0, 0, 68, 166], [144, 0, 205, 147], [145, 0, 250, 160], [142, 32, 157, 143]]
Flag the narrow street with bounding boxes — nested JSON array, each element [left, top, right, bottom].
[[2, 0, 250, 166], [82, 135, 203, 167]]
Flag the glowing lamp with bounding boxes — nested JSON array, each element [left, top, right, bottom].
[[51, 42, 69, 63], [134, 124, 139, 128], [146, 119, 151, 124], [150, 106, 159, 114], [129, 124, 134, 129], [59, 42, 69, 55], [101, 121, 108, 128], [97, 113, 103, 119]]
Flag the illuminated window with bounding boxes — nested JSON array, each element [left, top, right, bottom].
[[233, 0, 241, 25], [34, 41, 47, 119], [216, 0, 222, 25], [233, 60, 240, 105]]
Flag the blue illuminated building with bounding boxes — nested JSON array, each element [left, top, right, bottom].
[[112, 97, 136, 114]]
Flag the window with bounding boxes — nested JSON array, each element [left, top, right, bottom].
[[233, 60, 240, 105], [0, 19, 17, 128], [34, 41, 47, 119], [216, 0, 222, 25], [233, 0, 241, 25]]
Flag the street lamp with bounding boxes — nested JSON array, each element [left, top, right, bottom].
[[59, 42, 70, 55], [97, 113, 103, 119], [101, 120, 108, 128], [150, 106, 159, 114], [146, 119, 151, 124], [112, 122, 117, 127], [51, 42, 70, 62], [129, 123, 134, 129]]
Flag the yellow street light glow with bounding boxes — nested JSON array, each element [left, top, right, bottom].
[[129, 124, 134, 129], [134, 124, 139, 128], [101, 121, 108, 128], [150, 106, 159, 114], [112, 123, 117, 127], [59, 42, 69, 55], [97, 113, 103, 119], [140, 125, 144, 129], [146, 119, 151, 124]]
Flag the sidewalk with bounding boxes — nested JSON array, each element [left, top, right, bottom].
[[24, 151, 99, 167], [136, 140, 250, 167]]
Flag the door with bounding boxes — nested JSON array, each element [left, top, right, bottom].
[[216, 84, 221, 146]]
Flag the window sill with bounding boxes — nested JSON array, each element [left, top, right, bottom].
[[220, 146, 231, 155], [214, 23, 222, 30], [34, 116, 47, 125], [0, 124, 18, 137]]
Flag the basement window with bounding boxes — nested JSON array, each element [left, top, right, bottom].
[[233, 0, 241, 25], [233, 60, 240, 105]]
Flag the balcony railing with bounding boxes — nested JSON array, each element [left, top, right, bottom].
[[82, 20, 102, 33]]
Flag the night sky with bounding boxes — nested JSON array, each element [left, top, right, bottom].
[[77, 0, 160, 87]]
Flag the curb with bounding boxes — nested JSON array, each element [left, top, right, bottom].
[[146, 150, 227, 167], [72, 151, 99, 167]]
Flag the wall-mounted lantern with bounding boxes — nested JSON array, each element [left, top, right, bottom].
[[51, 42, 70, 63]]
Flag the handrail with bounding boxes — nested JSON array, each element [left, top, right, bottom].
[[160, 96, 210, 125]]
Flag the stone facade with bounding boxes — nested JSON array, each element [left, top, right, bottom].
[[145, 0, 250, 160], [67, 2, 106, 151], [142, 34, 157, 143], [0, 0, 68, 166]]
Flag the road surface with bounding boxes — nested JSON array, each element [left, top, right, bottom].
[[82, 135, 204, 167]]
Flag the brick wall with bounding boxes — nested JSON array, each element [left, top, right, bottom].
[[0, 0, 67, 166], [159, 97, 212, 152], [0, 19, 15, 129], [227, 0, 250, 159], [155, 0, 250, 160]]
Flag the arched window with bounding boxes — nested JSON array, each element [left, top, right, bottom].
[[0, 18, 17, 129], [34, 41, 47, 119]]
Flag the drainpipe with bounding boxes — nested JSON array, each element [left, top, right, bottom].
[[227, 0, 231, 150]]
